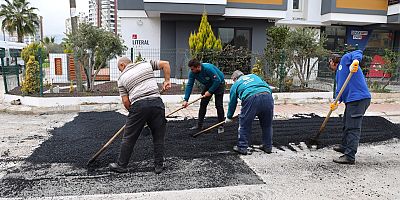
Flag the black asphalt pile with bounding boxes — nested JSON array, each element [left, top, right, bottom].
[[1, 112, 262, 198], [1, 112, 399, 198]]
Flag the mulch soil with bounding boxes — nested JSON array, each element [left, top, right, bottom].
[[7, 81, 325, 97], [1, 112, 398, 198]]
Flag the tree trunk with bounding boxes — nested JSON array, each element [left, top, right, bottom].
[[294, 60, 304, 88], [91, 61, 105, 92], [382, 77, 393, 90], [69, 0, 83, 92], [17, 34, 23, 43]]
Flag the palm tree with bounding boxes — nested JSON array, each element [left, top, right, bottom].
[[0, 0, 39, 43], [42, 36, 55, 44]]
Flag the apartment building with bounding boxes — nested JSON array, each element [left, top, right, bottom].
[[117, 0, 400, 77], [88, 0, 121, 35], [65, 12, 89, 34]]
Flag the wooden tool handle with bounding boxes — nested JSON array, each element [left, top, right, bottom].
[[192, 116, 238, 138], [87, 125, 125, 165], [317, 71, 355, 136], [192, 121, 225, 137], [166, 96, 203, 117], [87, 96, 203, 165]]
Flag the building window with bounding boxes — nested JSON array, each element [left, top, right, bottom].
[[366, 30, 394, 50], [324, 26, 346, 51], [293, 0, 301, 10], [218, 28, 251, 49]]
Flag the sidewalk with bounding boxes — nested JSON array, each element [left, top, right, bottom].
[[164, 101, 400, 123]]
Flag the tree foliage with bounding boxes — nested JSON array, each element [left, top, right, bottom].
[[380, 49, 400, 90], [264, 26, 293, 91], [265, 26, 290, 77], [188, 12, 222, 62], [42, 36, 55, 45], [61, 37, 74, 53], [286, 27, 328, 88], [21, 42, 46, 63], [0, 0, 39, 42], [67, 23, 127, 91], [252, 58, 265, 80], [21, 55, 39, 94], [217, 45, 252, 75]]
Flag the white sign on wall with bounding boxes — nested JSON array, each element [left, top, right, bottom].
[[351, 31, 368, 40], [132, 34, 150, 46]]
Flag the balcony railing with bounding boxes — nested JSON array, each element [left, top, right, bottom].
[[389, 0, 400, 5]]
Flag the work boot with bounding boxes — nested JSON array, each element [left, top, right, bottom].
[[333, 145, 345, 154], [260, 145, 272, 154], [233, 146, 252, 155], [154, 164, 164, 174], [109, 163, 128, 173], [217, 126, 224, 134], [333, 155, 355, 165]]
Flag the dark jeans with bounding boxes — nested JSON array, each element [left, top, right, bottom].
[[197, 84, 225, 126], [117, 97, 166, 167], [341, 98, 371, 160], [238, 93, 274, 150]]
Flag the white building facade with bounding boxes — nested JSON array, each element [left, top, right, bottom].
[[117, 0, 400, 79]]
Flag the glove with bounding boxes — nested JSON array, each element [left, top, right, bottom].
[[349, 60, 359, 73], [330, 102, 339, 111], [224, 117, 233, 124]]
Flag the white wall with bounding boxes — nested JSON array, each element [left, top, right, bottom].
[[49, 54, 69, 84], [119, 11, 161, 50], [109, 58, 119, 81], [277, 0, 323, 26], [388, 4, 400, 15], [143, 0, 226, 4]]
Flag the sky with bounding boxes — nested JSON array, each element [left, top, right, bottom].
[[30, 0, 89, 37]]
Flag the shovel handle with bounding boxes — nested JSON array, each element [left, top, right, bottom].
[[87, 95, 203, 165], [87, 125, 125, 165], [192, 116, 238, 138], [192, 121, 225, 137], [166, 96, 203, 117], [316, 71, 355, 138]]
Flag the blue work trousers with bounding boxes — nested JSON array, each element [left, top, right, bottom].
[[238, 93, 274, 150], [341, 98, 370, 160]]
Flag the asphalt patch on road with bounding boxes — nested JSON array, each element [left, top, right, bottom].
[[1, 112, 399, 198]]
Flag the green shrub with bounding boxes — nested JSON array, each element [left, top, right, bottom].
[[188, 11, 222, 62], [21, 56, 40, 94], [21, 43, 47, 63]]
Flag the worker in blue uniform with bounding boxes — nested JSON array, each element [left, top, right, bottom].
[[329, 50, 371, 164], [225, 70, 274, 155], [183, 58, 225, 133]]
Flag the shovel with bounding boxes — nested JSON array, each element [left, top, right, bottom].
[[192, 116, 237, 138], [309, 70, 356, 145], [87, 95, 203, 165]]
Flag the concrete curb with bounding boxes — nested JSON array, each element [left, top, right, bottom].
[[1, 92, 399, 114]]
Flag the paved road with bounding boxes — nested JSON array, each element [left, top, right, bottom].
[[1, 103, 399, 199]]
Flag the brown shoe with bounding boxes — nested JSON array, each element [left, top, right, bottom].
[[333, 155, 355, 165]]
